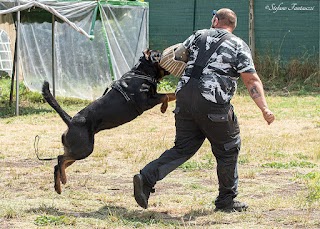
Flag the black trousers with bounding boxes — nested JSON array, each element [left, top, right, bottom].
[[141, 78, 241, 208]]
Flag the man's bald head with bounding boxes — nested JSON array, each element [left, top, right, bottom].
[[212, 8, 237, 31]]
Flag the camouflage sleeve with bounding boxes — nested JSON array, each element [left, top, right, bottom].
[[236, 40, 256, 73]]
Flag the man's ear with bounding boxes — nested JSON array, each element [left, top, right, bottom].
[[143, 48, 151, 60]]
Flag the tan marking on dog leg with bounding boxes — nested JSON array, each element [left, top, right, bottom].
[[60, 159, 75, 185], [161, 93, 176, 113], [65, 160, 75, 168], [160, 95, 169, 113], [167, 93, 176, 102]]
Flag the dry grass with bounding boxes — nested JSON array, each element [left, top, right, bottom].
[[0, 94, 319, 228]]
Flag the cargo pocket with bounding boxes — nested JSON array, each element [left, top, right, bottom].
[[207, 113, 229, 122], [207, 113, 231, 137]]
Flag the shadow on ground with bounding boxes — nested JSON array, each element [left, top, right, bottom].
[[27, 204, 220, 226]]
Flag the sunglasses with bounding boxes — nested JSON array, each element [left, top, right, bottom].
[[212, 10, 219, 19]]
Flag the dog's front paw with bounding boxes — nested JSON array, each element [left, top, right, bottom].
[[160, 102, 168, 113]]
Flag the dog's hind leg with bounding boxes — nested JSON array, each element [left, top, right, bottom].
[[60, 160, 75, 185], [54, 164, 62, 194], [54, 156, 75, 194]]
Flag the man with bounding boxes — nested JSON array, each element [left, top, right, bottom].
[[133, 8, 275, 212]]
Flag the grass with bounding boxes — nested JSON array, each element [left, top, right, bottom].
[[262, 161, 317, 169], [253, 52, 319, 93], [0, 77, 320, 228]]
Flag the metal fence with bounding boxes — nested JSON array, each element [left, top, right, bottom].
[[147, 0, 319, 63]]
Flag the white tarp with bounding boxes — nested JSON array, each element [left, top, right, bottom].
[[0, 0, 149, 100]]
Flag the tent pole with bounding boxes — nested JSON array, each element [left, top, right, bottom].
[[98, 3, 115, 80], [15, 2, 20, 116], [52, 14, 56, 97], [9, 36, 17, 107], [249, 0, 255, 59]]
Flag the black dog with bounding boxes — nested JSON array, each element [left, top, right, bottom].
[[42, 49, 176, 194]]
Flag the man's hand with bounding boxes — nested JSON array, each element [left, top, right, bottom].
[[262, 107, 275, 125]]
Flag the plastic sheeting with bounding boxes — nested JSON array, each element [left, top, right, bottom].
[[0, 0, 149, 100]]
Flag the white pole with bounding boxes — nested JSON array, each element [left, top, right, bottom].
[[15, 1, 20, 116], [52, 14, 56, 97]]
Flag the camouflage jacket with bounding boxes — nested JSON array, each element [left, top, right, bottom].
[[177, 28, 256, 104]]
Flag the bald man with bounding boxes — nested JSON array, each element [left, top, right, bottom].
[[133, 8, 275, 212]]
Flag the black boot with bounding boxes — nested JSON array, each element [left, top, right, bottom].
[[133, 174, 155, 209], [215, 200, 248, 212]]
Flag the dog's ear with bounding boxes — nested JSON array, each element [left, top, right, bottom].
[[143, 48, 151, 60]]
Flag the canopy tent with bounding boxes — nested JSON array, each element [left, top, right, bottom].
[[0, 0, 149, 109]]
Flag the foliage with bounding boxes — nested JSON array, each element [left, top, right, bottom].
[[0, 78, 90, 117], [295, 172, 320, 203], [158, 74, 179, 92], [34, 215, 76, 226], [0, 78, 43, 104], [179, 158, 215, 171], [253, 52, 319, 93], [262, 161, 317, 169]]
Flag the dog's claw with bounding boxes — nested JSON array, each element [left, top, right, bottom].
[[55, 184, 62, 194]]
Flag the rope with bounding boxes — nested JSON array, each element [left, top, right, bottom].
[[34, 135, 56, 161]]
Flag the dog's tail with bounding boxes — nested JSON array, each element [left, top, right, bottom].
[[42, 81, 72, 127]]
